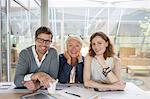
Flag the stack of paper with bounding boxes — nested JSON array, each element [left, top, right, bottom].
[[57, 86, 99, 99]]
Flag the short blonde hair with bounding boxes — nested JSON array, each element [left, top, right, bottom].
[[66, 35, 83, 47]]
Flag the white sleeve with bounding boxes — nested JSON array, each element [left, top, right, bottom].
[[24, 73, 33, 81]]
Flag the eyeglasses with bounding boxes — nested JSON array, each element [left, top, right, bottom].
[[36, 37, 52, 45]]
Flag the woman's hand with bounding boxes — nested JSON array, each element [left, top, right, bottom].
[[97, 81, 126, 91], [110, 81, 126, 90], [77, 52, 83, 63], [64, 51, 71, 64]]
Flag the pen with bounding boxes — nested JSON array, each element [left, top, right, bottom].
[[65, 92, 81, 97], [94, 88, 124, 92]]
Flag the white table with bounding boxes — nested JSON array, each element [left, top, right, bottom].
[[127, 65, 150, 75], [0, 82, 150, 99], [99, 82, 150, 99]]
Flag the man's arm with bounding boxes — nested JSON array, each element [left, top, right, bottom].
[[14, 50, 29, 87], [22, 80, 40, 91], [30, 48, 59, 88], [48, 48, 59, 79]]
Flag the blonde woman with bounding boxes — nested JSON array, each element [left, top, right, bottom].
[[58, 35, 84, 83], [84, 32, 125, 91]]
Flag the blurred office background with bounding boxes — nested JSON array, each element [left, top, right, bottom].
[[0, 0, 150, 90]]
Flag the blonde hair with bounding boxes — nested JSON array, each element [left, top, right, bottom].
[[66, 35, 83, 47]]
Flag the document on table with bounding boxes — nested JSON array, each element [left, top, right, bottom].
[[0, 82, 14, 90], [57, 86, 99, 99], [56, 83, 84, 90]]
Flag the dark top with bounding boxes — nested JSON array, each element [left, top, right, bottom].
[[58, 54, 84, 83]]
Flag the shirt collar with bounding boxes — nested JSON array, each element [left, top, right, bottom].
[[32, 45, 49, 58]]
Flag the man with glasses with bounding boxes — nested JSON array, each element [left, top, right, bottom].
[[14, 26, 59, 91]]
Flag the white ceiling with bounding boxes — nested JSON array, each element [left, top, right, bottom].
[[48, 0, 150, 8]]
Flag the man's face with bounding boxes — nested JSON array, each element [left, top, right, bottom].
[[35, 33, 52, 55]]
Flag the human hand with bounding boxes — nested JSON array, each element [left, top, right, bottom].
[[32, 72, 55, 88], [111, 81, 126, 90], [31, 72, 39, 81], [97, 81, 125, 91], [22, 80, 40, 91], [64, 51, 71, 64], [77, 52, 83, 63]]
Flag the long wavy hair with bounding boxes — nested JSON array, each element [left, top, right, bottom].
[[89, 32, 115, 60]]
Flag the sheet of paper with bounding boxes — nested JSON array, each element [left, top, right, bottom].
[[57, 86, 99, 99]]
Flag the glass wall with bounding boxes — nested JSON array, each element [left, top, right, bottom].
[[10, 0, 40, 52], [48, 1, 150, 74], [0, 0, 7, 81], [48, 1, 150, 90], [9, 0, 40, 81], [49, 7, 150, 55], [0, 0, 41, 81], [0, 0, 150, 91]]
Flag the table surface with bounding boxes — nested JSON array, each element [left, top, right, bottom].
[[0, 82, 150, 99], [127, 65, 150, 70]]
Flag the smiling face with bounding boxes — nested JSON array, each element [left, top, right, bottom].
[[35, 33, 52, 55], [67, 39, 82, 58], [91, 36, 108, 56]]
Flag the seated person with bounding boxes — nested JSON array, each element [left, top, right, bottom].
[[11, 44, 18, 67], [58, 35, 84, 83], [14, 26, 59, 90], [84, 32, 125, 91]]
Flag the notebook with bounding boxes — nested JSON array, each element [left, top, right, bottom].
[[57, 86, 99, 99]]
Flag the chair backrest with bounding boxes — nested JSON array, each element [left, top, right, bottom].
[[119, 47, 135, 57]]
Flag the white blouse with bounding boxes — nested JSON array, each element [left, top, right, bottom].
[[69, 66, 76, 83], [90, 57, 114, 83]]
